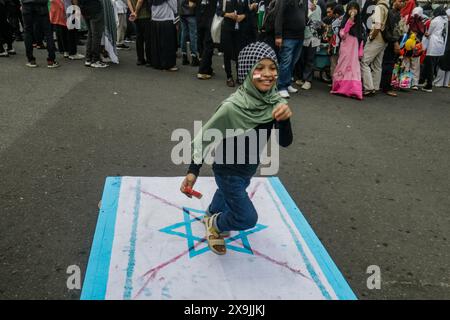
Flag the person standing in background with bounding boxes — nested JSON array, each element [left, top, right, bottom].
[[21, 0, 59, 67], [114, 0, 129, 50], [150, 0, 179, 71], [179, 0, 200, 66], [128, 0, 152, 66]]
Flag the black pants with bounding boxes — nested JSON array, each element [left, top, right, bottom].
[[420, 56, 439, 89], [22, 3, 56, 62], [6, 1, 22, 39], [135, 18, 151, 64], [295, 43, 316, 82], [380, 42, 397, 92], [221, 28, 242, 79], [197, 17, 214, 75], [55, 25, 78, 55], [84, 11, 104, 62], [0, 4, 13, 51]]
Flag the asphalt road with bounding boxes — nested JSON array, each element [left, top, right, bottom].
[[0, 42, 449, 300]]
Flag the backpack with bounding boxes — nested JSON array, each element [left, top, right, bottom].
[[379, 3, 402, 43], [261, 0, 280, 34]]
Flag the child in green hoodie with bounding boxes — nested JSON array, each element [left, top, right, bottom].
[[180, 42, 294, 255]]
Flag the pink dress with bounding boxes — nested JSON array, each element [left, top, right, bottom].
[[331, 19, 364, 100]]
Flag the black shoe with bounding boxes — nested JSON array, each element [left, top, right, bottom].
[[117, 43, 130, 50], [136, 60, 146, 66], [421, 86, 433, 93], [226, 78, 235, 87], [191, 55, 199, 67], [182, 54, 189, 65]]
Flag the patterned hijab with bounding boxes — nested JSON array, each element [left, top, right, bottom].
[[192, 42, 287, 164]]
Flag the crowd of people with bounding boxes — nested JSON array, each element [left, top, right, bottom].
[[1, 0, 449, 98]]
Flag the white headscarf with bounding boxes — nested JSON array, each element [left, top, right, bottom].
[[411, 7, 424, 18]]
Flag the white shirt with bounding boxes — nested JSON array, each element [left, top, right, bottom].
[[423, 15, 448, 56], [112, 0, 128, 14]]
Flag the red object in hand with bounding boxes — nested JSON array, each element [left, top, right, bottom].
[[184, 187, 203, 199]]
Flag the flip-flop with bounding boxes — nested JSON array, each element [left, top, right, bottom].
[[203, 214, 226, 255]]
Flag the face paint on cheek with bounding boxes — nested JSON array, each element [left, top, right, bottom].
[[252, 71, 262, 80]]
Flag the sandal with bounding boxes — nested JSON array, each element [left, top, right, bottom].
[[385, 90, 398, 97], [203, 214, 226, 255], [363, 89, 376, 96], [204, 207, 231, 237]]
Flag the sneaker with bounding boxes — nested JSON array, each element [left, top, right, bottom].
[[136, 60, 146, 66], [279, 90, 290, 98], [226, 78, 235, 87], [63, 52, 70, 58], [0, 51, 9, 57], [68, 53, 85, 60], [197, 73, 212, 80], [421, 86, 432, 93], [84, 60, 92, 67], [411, 85, 419, 90], [295, 79, 304, 86], [301, 81, 312, 90], [7, 48, 16, 55], [101, 56, 112, 63], [288, 85, 298, 93], [36, 43, 46, 50], [47, 60, 60, 68], [26, 60, 37, 67], [116, 43, 130, 50], [167, 66, 179, 71], [90, 61, 109, 68]]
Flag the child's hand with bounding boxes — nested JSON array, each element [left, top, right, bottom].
[[272, 104, 292, 122], [180, 173, 197, 198]]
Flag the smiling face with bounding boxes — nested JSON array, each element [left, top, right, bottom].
[[251, 59, 278, 92]]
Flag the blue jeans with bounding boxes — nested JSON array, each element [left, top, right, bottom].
[[180, 16, 198, 57], [208, 174, 258, 232], [277, 39, 304, 91]]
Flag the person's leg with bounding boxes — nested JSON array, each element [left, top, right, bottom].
[[68, 28, 78, 55], [21, 4, 35, 62], [198, 18, 214, 75], [371, 42, 387, 91], [188, 16, 199, 63], [302, 44, 315, 82], [277, 39, 297, 91], [36, 5, 56, 62], [380, 43, 395, 93], [180, 16, 188, 55], [85, 17, 93, 62], [213, 175, 258, 232], [360, 40, 379, 91], [117, 13, 126, 45], [330, 54, 338, 77], [410, 56, 420, 87], [90, 11, 105, 62], [143, 18, 152, 65], [422, 56, 433, 89], [222, 30, 233, 79], [135, 18, 145, 63], [434, 67, 445, 87]]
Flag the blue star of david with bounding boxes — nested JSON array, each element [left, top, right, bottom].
[[159, 207, 267, 258]]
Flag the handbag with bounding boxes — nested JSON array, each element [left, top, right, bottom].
[[211, 0, 227, 44]]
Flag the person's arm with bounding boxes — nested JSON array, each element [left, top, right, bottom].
[[274, 118, 293, 147], [274, 0, 285, 47], [127, 0, 134, 12], [135, 0, 144, 15], [272, 103, 293, 147], [236, 0, 248, 23], [369, 5, 383, 40]]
